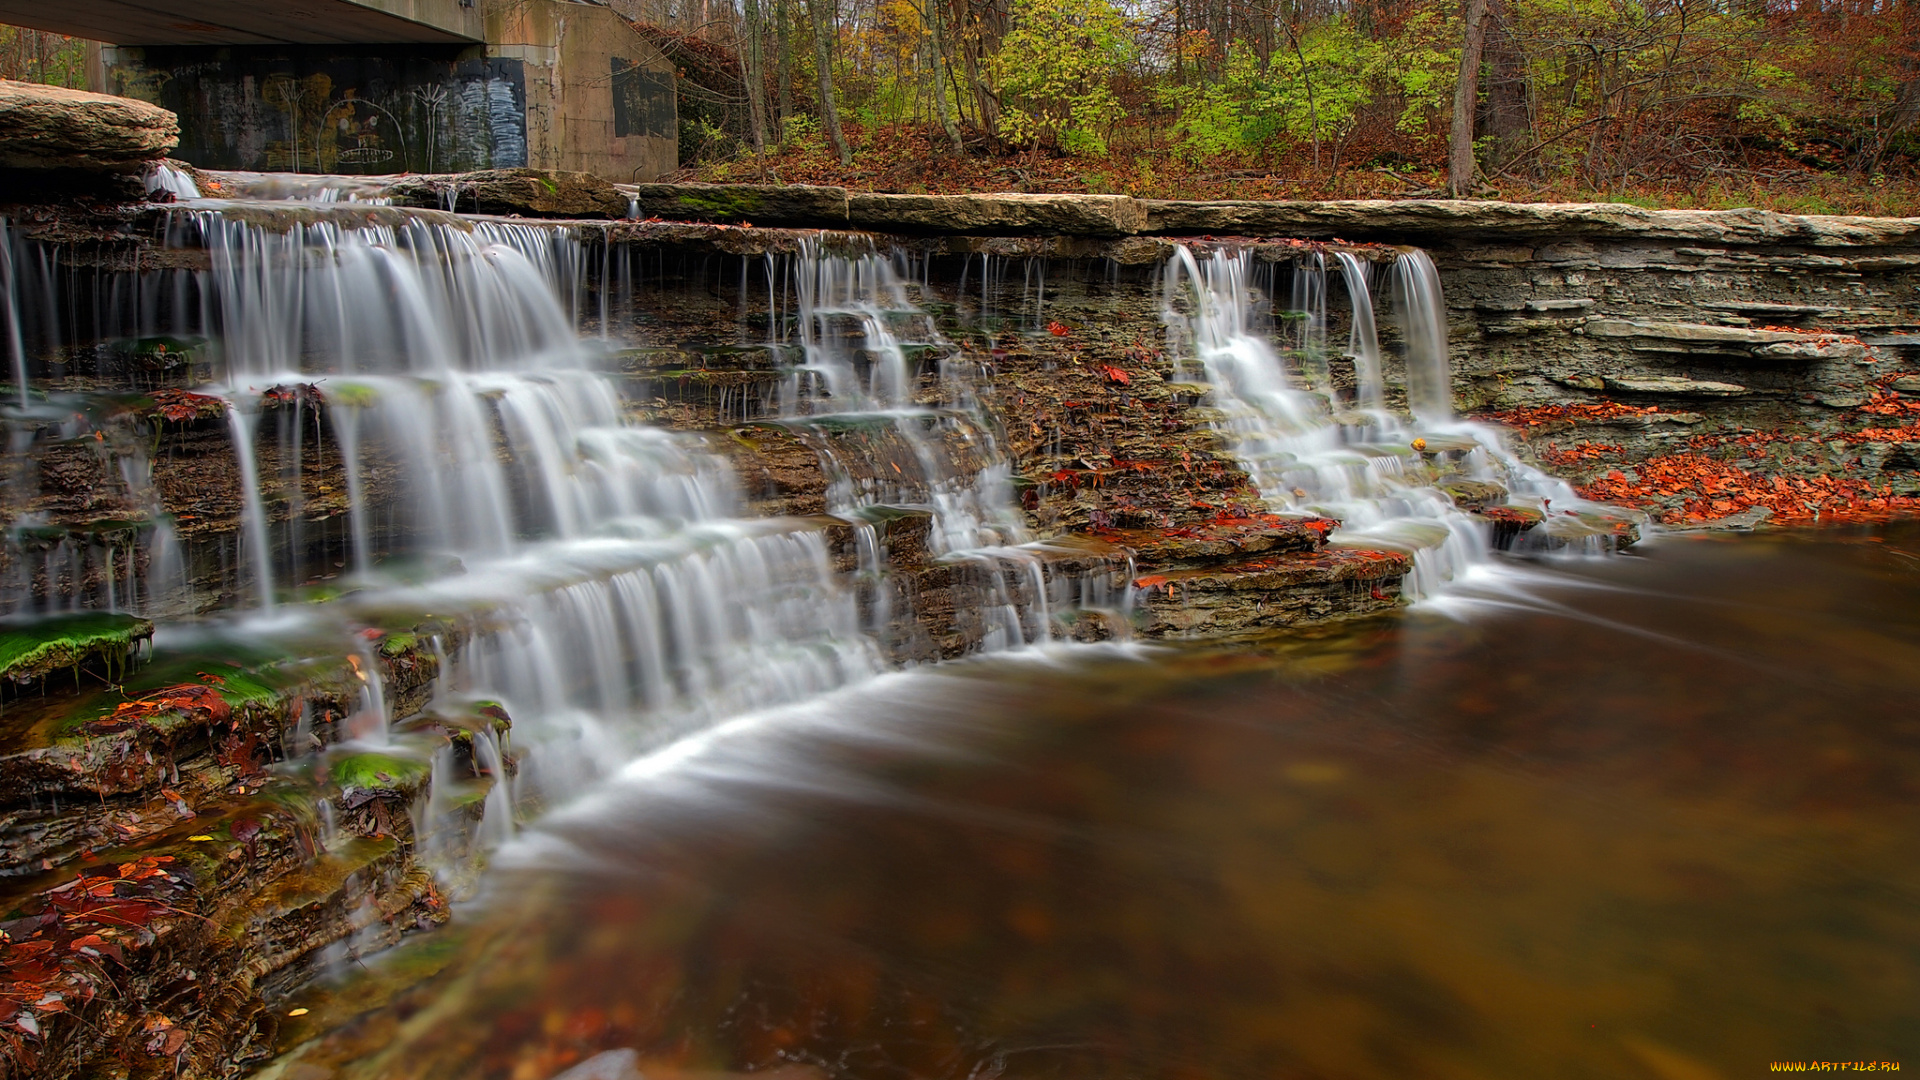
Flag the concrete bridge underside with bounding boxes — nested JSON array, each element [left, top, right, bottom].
[[0, 0, 481, 45]]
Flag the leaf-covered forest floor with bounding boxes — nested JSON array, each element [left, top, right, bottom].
[[682, 120, 1920, 218]]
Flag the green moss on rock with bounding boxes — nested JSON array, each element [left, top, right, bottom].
[[0, 612, 153, 685], [327, 749, 433, 794]]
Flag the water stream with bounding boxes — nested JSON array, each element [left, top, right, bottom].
[[264, 524, 1920, 1079]]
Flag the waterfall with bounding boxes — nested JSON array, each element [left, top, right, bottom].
[[1389, 249, 1455, 427], [144, 163, 202, 201], [777, 239, 1125, 650], [81, 202, 879, 841], [1, 220, 26, 406], [1162, 245, 1631, 598], [1334, 251, 1386, 413]]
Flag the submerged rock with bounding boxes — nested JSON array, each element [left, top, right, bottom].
[[0, 80, 178, 171]]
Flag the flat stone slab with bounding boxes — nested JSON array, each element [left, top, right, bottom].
[[1139, 198, 1920, 246], [1755, 339, 1869, 360], [1102, 514, 1335, 567], [1603, 376, 1752, 396], [585, 183, 1920, 246], [848, 192, 1148, 236], [388, 169, 629, 219], [1584, 319, 1805, 345], [1133, 547, 1412, 637], [0, 79, 178, 171], [627, 182, 852, 226]]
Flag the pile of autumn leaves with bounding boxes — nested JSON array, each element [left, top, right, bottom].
[[1488, 386, 1920, 526], [0, 855, 188, 1067]]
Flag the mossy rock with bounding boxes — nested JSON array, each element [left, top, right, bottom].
[[0, 612, 153, 685], [630, 182, 851, 226], [327, 748, 433, 796], [377, 632, 419, 659], [323, 381, 380, 408]]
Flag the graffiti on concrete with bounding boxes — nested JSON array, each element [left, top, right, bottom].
[[108, 47, 529, 174]]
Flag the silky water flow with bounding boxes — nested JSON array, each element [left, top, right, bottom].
[[1162, 245, 1638, 598]]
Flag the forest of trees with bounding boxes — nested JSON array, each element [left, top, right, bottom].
[[7, 2, 1920, 209], [0, 25, 87, 89], [614, 0, 1920, 210]]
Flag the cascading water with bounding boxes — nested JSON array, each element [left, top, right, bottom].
[[1389, 249, 1457, 428], [0, 193, 897, 861], [0, 181, 1133, 871], [1334, 251, 1387, 414], [773, 239, 1127, 651], [1, 219, 27, 403], [190, 206, 889, 817], [144, 163, 202, 201], [1163, 245, 1633, 598]]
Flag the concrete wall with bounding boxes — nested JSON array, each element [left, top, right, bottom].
[[95, 0, 675, 181], [101, 44, 531, 174], [487, 0, 675, 182]]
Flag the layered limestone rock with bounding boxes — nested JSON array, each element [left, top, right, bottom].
[[609, 182, 1920, 248], [0, 624, 490, 1080], [0, 80, 178, 171]]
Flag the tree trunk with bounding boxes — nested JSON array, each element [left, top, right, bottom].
[[777, 0, 795, 133], [928, 0, 966, 152], [743, 0, 769, 159], [1479, 0, 1531, 176], [1448, 0, 1491, 198], [807, 0, 854, 165]]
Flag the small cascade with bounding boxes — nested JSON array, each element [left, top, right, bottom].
[[1333, 251, 1387, 414], [0, 227, 192, 616], [1163, 245, 1633, 598], [1389, 249, 1455, 427], [144, 163, 202, 201], [774, 240, 1126, 650], [1289, 251, 1333, 396], [0, 220, 25, 405]]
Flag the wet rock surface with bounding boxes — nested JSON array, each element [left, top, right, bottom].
[[0, 624, 481, 1080]]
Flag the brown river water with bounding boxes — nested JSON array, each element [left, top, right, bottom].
[[266, 526, 1920, 1080]]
